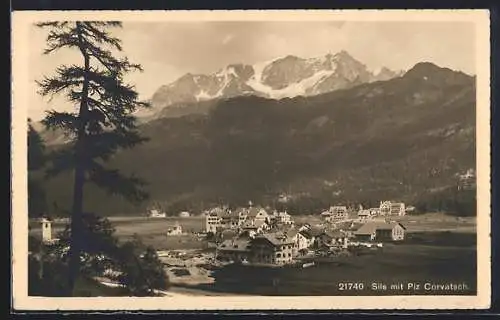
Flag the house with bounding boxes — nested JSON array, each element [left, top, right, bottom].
[[379, 201, 391, 216], [148, 209, 166, 218], [241, 219, 269, 235], [250, 233, 296, 265], [237, 229, 256, 240], [320, 210, 332, 218], [178, 211, 191, 218], [333, 221, 364, 236], [232, 207, 249, 225], [279, 227, 303, 255], [220, 211, 242, 229], [390, 203, 406, 216], [216, 239, 251, 263], [298, 226, 323, 249], [316, 230, 350, 249], [205, 206, 233, 233], [375, 222, 406, 241], [379, 201, 406, 216], [325, 206, 349, 222], [246, 206, 270, 225], [41, 217, 53, 244], [354, 221, 406, 242], [269, 210, 294, 226], [458, 168, 476, 190], [166, 223, 183, 236], [405, 206, 416, 213], [298, 223, 312, 232], [205, 210, 222, 233], [357, 209, 372, 221], [218, 229, 239, 241]]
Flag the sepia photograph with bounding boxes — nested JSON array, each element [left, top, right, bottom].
[[11, 10, 491, 310]]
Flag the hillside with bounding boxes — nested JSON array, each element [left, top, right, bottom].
[[37, 62, 476, 216]]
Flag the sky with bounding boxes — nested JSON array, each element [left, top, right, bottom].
[[27, 21, 476, 121]]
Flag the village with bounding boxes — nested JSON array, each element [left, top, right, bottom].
[[31, 196, 478, 296], [35, 200, 411, 264], [198, 200, 410, 267]]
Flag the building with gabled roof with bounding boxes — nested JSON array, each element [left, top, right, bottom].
[[380, 201, 406, 216], [246, 206, 269, 224], [269, 210, 294, 226], [250, 232, 296, 265], [354, 221, 406, 242], [166, 223, 183, 236], [316, 229, 350, 249], [297, 225, 323, 249], [322, 205, 349, 222], [216, 239, 251, 263]]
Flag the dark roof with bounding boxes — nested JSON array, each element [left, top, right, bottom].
[[253, 233, 295, 246], [354, 221, 406, 235], [208, 207, 227, 217], [377, 222, 406, 230], [358, 210, 371, 216], [254, 219, 267, 228], [330, 206, 347, 210], [241, 219, 267, 229], [353, 223, 377, 235], [283, 228, 299, 238], [299, 227, 323, 239], [247, 207, 267, 218], [219, 229, 238, 240], [237, 230, 252, 239], [324, 230, 348, 238], [242, 224, 258, 230], [390, 202, 405, 206], [223, 211, 242, 218], [335, 221, 364, 231], [217, 239, 251, 252], [232, 207, 248, 215]]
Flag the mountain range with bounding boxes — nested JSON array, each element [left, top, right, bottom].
[[34, 60, 477, 216], [144, 50, 403, 120]]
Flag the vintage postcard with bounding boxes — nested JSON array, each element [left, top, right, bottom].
[[11, 10, 491, 310]]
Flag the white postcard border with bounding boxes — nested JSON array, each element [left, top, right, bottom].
[[11, 9, 491, 310]]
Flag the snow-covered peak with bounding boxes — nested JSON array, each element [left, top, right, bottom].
[[150, 50, 401, 116]]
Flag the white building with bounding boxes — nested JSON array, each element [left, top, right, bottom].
[[323, 206, 348, 222], [41, 217, 52, 244], [246, 206, 269, 225], [294, 231, 312, 251], [204, 206, 229, 233], [40, 217, 60, 245], [271, 210, 293, 225], [357, 209, 372, 221], [167, 223, 183, 236], [205, 211, 222, 233], [380, 201, 406, 216], [148, 209, 166, 218]]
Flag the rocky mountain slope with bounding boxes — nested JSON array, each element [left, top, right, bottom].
[[147, 50, 403, 119], [37, 62, 476, 216]]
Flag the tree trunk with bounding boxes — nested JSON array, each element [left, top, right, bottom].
[[67, 21, 90, 295], [67, 148, 85, 295]]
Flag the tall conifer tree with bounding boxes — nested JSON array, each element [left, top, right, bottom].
[[36, 21, 150, 295]]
